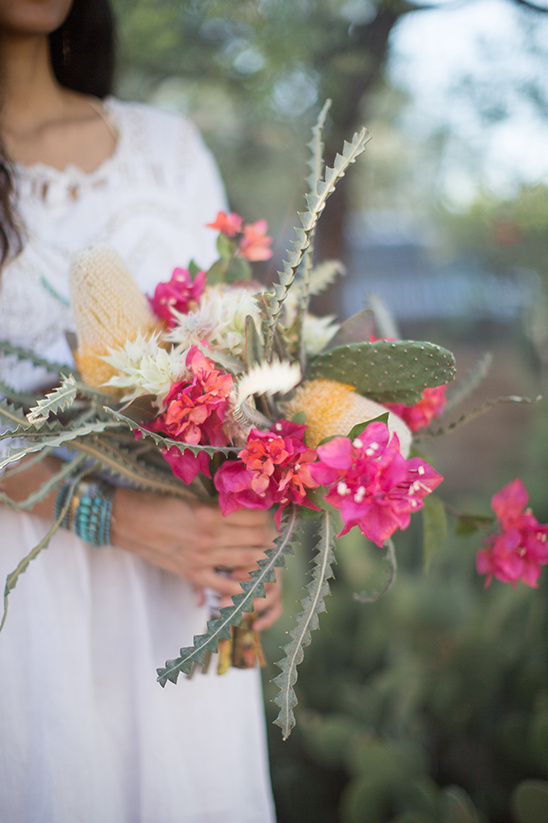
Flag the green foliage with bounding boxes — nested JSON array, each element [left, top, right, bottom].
[[444, 353, 493, 415], [157, 505, 302, 685], [441, 184, 548, 286], [421, 495, 448, 571], [0, 397, 34, 433], [265, 120, 371, 357], [307, 340, 456, 404], [0, 420, 119, 471], [440, 786, 480, 823], [26, 374, 78, 424], [427, 394, 541, 438], [263, 504, 548, 822], [324, 308, 376, 350], [0, 338, 71, 376], [511, 780, 548, 823], [1, 467, 88, 632], [347, 414, 390, 443], [273, 511, 337, 739]]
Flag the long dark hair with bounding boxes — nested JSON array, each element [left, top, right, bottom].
[[0, 0, 117, 268]]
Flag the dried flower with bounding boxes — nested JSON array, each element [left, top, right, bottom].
[[282, 378, 412, 455], [70, 245, 158, 390]]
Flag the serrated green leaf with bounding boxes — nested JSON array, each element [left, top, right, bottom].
[[71, 435, 202, 499], [0, 338, 72, 375], [422, 495, 447, 571], [1, 469, 87, 634], [0, 452, 87, 511], [306, 99, 331, 193], [0, 420, 118, 471], [103, 407, 236, 458], [428, 395, 541, 438], [272, 511, 336, 739], [307, 340, 456, 404], [0, 378, 41, 408], [157, 505, 302, 686], [265, 123, 370, 358], [26, 374, 78, 424], [0, 397, 35, 433]]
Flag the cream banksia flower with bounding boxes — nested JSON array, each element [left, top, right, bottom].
[[282, 378, 412, 455], [70, 245, 159, 390]]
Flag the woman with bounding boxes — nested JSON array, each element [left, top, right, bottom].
[[0, 1, 279, 820]]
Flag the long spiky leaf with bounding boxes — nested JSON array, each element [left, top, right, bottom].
[[0, 420, 119, 471], [265, 125, 371, 359], [0, 453, 87, 511], [423, 395, 541, 438], [157, 506, 302, 686], [0, 397, 35, 432], [0, 339, 72, 375], [69, 436, 201, 499], [0, 469, 88, 633], [26, 375, 78, 424], [272, 511, 336, 739]]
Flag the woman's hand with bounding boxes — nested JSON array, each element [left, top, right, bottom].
[[112, 486, 277, 601], [1, 458, 284, 629]]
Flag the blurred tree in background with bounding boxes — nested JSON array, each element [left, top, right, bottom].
[[111, 2, 548, 820]]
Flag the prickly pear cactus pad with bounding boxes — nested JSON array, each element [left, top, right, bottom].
[[306, 339, 456, 404]]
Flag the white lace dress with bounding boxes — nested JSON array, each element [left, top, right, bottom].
[[0, 99, 276, 823]]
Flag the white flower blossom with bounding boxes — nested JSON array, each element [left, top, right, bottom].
[[168, 285, 262, 359], [101, 331, 187, 402]]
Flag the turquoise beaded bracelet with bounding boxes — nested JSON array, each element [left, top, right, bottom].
[[55, 478, 114, 547]]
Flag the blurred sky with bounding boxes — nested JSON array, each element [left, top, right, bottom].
[[388, 0, 548, 204]]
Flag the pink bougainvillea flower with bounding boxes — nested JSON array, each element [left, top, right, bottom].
[[476, 478, 548, 588], [238, 219, 273, 262], [385, 385, 447, 433], [146, 344, 232, 456], [206, 211, 244, 238], [214, 419, 320, 526], [149, 267, 206, 327], [490, 477, 529, 529], [309, 421, 443, 547], [214, 461, 275, 515], [163, 445, 211, 484]]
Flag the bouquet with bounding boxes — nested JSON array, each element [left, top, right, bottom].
[[1, 103, 545, 739]]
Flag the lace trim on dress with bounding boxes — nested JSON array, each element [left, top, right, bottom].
[[12, 99, 196, 207]]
